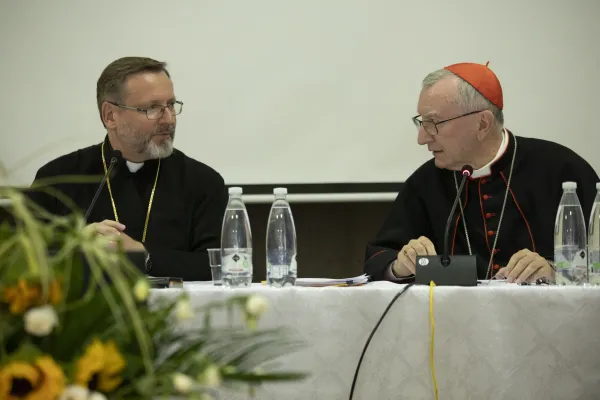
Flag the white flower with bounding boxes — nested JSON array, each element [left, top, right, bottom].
[[133, 278, 150, 302], [89, 393, 108, 400], [24, 305, 58, 337], [173, 372, 194, 394], [199, 365, 221, 388], [59, 385, 89, 400], [246, 294, 268, 317], [174, 298, 194, 321]]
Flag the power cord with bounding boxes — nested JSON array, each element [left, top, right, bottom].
[[348, 282, 414, 400], [429, 281, 438, 400]]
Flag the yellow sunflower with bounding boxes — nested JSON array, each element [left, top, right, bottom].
[[0, 356, 65, 400], [1, 279, 62, 315], [75, 339, 126, 393]]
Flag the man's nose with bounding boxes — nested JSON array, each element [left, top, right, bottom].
[[417, 127, 433, 145], [159, 107, 176, 124]]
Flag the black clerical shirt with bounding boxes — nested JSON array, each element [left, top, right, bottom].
[[365, 131, 599, 281], [28, 136, 227, 281]]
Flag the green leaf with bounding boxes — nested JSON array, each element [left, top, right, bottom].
[[49, 287, 117, 361], [133, 374, 156, 396], [223, 371, 309, 382], [0, 221, 13, 241], [153, 341, 210, 376], [0, 311, 24, 355], [0, 244, 30, 285], [121, 354, 147, 381], [138, 295, 181, 335], [54, 244, 85, 305], [0, 340, 43, 367], [204, 309, 212, 331]]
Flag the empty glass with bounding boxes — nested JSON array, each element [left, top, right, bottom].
[[207, 248, 222, 286]]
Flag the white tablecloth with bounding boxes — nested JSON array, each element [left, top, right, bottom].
[[152, 281, 600, 400]]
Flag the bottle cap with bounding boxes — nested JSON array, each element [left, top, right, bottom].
[[228, 186, 243, 195], [562, 181, 577, 190], [274, 187, 287, 195]]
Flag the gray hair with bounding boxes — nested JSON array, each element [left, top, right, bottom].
[[422, 69, 504, 129]]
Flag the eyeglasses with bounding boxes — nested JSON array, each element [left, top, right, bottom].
[[108, 100, 183, 120], [412, 110, 483, 136]]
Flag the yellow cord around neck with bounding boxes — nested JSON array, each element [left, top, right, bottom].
[[101, 141, 160, 243], [429, 280, 439, 400]]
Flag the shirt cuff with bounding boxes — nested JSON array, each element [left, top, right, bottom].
[[384, 261, 414, 282]]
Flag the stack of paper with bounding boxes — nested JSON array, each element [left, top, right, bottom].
[[295, 274, 370, 287], [147, 276, 183, 289]]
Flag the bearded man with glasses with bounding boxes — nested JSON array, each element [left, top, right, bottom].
[[365, 62, 598, 284], [28, 57, 227, 282]]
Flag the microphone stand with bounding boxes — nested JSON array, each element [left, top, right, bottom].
[[414, 165, 478, 286], [84, 154, 119, 221], [441, 169, 470, 266]]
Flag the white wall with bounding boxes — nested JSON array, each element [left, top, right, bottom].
[[1, 0, 599, 187]]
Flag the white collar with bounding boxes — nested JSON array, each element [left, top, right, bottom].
[[126, 161, 144, 173], [470, 129, 508, 179]]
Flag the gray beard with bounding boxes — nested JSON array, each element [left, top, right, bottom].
[[117, 124, 175, 160], [144, 136, 174, 159]]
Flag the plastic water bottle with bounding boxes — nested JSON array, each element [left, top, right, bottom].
[[554, 181, 588, 285], [220, 187, 253, 288], [588, 183, 600, 285], [266, 188, 297, 287]]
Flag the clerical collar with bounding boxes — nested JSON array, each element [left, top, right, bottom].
[[102, 136, 146, 173], [126, 161, 144, 173], [471, 129, 508, 179]]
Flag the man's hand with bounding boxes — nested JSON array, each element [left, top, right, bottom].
[[393, 236, 437, 277], [115, 231, 146, 252], [85, 220, 145, 252], [495, 249, 554, 283], [86, 219, 125, 238]]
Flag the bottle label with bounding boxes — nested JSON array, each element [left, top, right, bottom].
[[555, 249, 587, 269], [266, 254, 297, 273], [590, 252, 600, 285], [267, 264, 290, 276], [590, 250, 600, 273], [222, 249, 252, 273], [555, 248, 587, 285], [290, 255, 297, 272]]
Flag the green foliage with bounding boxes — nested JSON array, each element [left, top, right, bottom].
[[0, 185, 307, 399]]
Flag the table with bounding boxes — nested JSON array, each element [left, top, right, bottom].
[[152, 281, 600, 400]]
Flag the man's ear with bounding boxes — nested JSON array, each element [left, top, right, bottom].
[[476, 110, 495, 141], [102, 102, 117, 129]]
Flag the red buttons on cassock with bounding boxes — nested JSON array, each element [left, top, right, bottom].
[[483, 194, 492, 200], [494, 249, 500, 254], [481, 179, 487, 184], [493, 264, 501, 270], [487, 230, 495, 237], [485, 212, 494, 219]]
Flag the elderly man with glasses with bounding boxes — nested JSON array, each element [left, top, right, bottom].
[[365, 62, 598, 284], [28, 56, 227, 281]]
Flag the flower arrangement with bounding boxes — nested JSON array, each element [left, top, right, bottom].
[[0, 181, 306, 399]]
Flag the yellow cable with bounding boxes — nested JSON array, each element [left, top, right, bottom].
[[429, 281, 439, 400]]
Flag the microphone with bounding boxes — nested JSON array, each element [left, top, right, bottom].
[[84, 150, 122, 221], [414, 164, 478, 286], [441, 165, 473, 266]]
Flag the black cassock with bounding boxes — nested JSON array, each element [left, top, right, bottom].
[[27, 136, 227, 281], [365, 131, 599, 281]]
